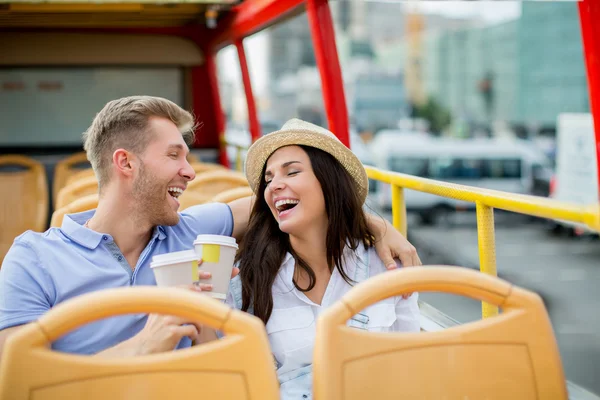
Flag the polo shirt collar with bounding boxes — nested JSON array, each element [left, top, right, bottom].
[[61, 210, 167, 249], [61, 210, 104, 249]]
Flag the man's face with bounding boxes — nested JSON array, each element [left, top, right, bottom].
[[131, 117, 195, 226]]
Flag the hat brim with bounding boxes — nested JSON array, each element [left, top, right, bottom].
[[245, 128, 369, 203]]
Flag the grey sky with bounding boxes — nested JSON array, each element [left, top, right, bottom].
[[403, 1, 522, 24]]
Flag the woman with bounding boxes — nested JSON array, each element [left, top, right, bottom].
[[226, 119, 420, 399]]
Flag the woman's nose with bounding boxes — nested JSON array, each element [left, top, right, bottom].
[[269, 177, 285, 191]]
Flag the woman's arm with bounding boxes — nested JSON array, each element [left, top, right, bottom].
[[393, 293, 421, 333]]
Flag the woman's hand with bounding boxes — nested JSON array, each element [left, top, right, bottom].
[[195, 259, 240, 292]]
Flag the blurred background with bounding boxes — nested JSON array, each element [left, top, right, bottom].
[[217, 1, 599, 394]]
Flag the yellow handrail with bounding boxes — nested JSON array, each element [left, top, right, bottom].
[[365, 165, 600, 318], [220, 136, 248, 172]]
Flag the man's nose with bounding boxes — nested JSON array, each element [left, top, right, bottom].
[[181, 161, 196, 181]]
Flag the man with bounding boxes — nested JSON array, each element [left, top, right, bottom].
[[0, 96, 421, 359]]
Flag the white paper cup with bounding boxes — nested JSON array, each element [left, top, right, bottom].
[[193, 234, 239, 300], [150, 250, 199, 287]]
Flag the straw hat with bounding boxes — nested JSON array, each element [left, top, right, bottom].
[[244, 118, 369, 203]]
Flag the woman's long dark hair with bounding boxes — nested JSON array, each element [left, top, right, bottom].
[[236, 145, 374, 324]]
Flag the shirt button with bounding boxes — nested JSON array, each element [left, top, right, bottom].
[[117, 256, 123, 261], [103, 236, 108, 240], [303, 395, 308, 399]]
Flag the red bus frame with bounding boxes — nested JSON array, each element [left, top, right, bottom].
[[209, 0, 600, 193], [2, 0, 598, 182]]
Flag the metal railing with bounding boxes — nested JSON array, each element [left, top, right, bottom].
[[365, 165, 600, 318], [215, 138, 600, 318], [220, 137, 247, 172]]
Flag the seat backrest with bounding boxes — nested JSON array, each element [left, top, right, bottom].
[[55, 175, 98, 209], [0, 287, 280, 400], [212, 186, 254, 203], [187, 153, 200, 164], [65, 168, 95, 186], [187, 170, 249, 199], [189, 161, 226, 175], [50, 194, 99, 227], [179, 190, 212, 211], [313, 266, 567, 400], [53, 152, 91, 203], [0, 155, 48, 264]]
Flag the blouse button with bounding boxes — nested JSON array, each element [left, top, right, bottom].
[[303, 395, 308, 399]]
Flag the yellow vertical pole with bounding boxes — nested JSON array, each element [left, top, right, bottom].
[[235, 147, 243, 172], [391, 185, 407, 237], [476, 201, 499, 318]]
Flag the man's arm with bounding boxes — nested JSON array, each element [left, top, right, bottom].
[[366, 214, 422, 268], [228, 195, 254, 242], [228, 195, 421, 267], [0, 239, 53, 357]]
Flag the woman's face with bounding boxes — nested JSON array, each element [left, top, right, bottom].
[[263, 145, 327, 235]]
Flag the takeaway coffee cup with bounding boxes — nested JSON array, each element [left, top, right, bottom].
[[150, 250, 200, 287], [193, 234, 239, 300]]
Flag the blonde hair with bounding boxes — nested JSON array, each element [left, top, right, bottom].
[[83, 96, 195, 189]]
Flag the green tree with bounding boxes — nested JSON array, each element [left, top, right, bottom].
[[412, 97, 452, 135]]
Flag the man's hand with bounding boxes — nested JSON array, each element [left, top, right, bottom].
[[368, 215, 422, 269], [96, 284, 206, 358], [134, 309, 203, 355], [368, 215, 422, 299]]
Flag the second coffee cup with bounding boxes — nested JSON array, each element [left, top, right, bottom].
[[193, 234, 239, 300]]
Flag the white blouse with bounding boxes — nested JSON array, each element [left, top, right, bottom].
[[226, 244, 421, 400]]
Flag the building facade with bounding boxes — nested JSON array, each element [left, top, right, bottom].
[[517, 1, 589, 129], [420, 1, 588, 133]]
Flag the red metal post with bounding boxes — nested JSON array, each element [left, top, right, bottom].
[[306, 0, 350, 146], [235, 39, 262, 142], [210, 0, 305, 49], [204, 49, 230, 168], [579, 0, 600, 195]]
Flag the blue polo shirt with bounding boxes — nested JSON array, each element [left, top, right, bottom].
[[0, 202, 233, 354]]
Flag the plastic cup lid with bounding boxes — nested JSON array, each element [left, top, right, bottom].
[[150, 249, 198, 268], [193, 234, 238, 249]]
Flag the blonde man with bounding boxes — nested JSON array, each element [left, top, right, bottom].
[[0, 96, 421, 359]]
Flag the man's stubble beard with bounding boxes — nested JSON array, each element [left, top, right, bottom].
[[132, 160, 180, 227]]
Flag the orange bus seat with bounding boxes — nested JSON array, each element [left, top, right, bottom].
[[190, 161, 226, 175], [179, 190, 211, 211], [65, 168, 95, 186], [313, 266, 567, 400], [187, 153, 200, 163], [211, 187, 254, 203], [187, 170, 249, 200], [53, 152, 91, 204], [50, 194, 99, 227], [0, 155, 48, 265], [0, 287, 280, 400], [55, 175, 98, 210]]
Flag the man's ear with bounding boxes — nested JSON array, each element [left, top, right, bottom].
[[113, 149, 136, 178]]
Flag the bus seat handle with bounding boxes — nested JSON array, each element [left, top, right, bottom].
[[329, 266, 540, 325]]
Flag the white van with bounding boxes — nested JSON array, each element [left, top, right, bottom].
[[549, 113, 598, 235], [370, 133, 552, 224]]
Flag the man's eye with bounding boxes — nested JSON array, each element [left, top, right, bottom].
[[169, 153, 178, 159]]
